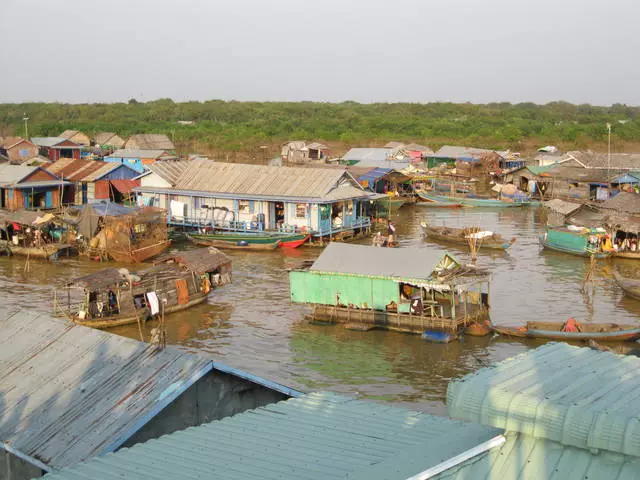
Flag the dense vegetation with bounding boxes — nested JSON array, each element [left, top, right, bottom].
[[1, 100, 639, 159]]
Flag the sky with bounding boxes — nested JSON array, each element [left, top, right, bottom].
[[0, 0, 638, 105]]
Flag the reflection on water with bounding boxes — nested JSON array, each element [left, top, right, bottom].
[[2, 205, 640, 415]]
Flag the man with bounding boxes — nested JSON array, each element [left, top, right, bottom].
[[387, 221, 397, 245]]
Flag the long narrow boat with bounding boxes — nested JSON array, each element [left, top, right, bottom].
[[186, 231, 308, 248], [419, 192, 533, 208], [539, 227, 610, 258], [375, 197, 407, 211], [613, 269, 640, 301], [493, 321, 640, 342], [415, 192, 463, 208], [420, 223, 515, 250], [187, 233, 281, 251], [0, 241, 77, 261], [108, 239, 172, 263]]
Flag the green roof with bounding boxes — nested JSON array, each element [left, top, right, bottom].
[[44, 392, 501, 480], [526, 164, 559, 175], [435, 343, 640, 479]]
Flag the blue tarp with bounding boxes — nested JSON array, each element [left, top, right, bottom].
[[71, 201, 136, 217], [357, 168, 393, 191]]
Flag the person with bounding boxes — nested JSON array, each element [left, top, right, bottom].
[[372, 231, 383, 247], [388, 221, 397, 245], [632, 239, 637, 252], [562, 317, 581, 333]]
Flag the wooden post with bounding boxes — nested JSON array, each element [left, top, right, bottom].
[[450, 289, 456, 320]]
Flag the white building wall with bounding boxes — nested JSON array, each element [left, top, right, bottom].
[[141, 173, 172, 188], [284, 202, 314, 230]]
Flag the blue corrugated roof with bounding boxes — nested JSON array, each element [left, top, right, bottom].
[[44, 391, 501, 480], [357, 167, 393, 189], [437, 343, 640, 479]]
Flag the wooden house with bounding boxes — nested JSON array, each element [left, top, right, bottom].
[[290, 243, 490, 334], [104, 149, 177, 173], [59, 129, 91, 147], [31, 137, 83, 161], [46, 158, 139, 204], [0, 137, 39, 163], [125, 134, 175, 151], [135, 159, 376, 239], [281, 141, 330, 163], [94, 132, 125, 149], [0, 164, 69, 210]]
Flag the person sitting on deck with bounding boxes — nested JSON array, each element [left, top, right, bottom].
[[562, 317, 581, 333]]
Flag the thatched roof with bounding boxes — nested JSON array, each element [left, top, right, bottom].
[[155, 247, 231, 275], [601, 192, 640, 214]]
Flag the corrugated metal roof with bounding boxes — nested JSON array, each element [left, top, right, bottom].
[[109, 149, 172, 159], [431, 146, 500, 160], [94, 132, 125, 148], [436, 343, 640, 479], [31, 137, 69, 147], [542, 199, 582, 216], [125, 134, 175, 151], [342, 148, 391, 162], [0, 163, 40, 185], [601, 192, 640, 213], [448, 342, 640, 457], [148, 160, 189, 185], [567, 151, 640, 169], [309, 243, 460, 281], [165, 159, 367, 200], [46, 158, 122, 182], [0, 308, 213, 472], [43, 391, 501, 480]]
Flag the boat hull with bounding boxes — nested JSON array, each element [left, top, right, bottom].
[[421, 224, 514, 250], [0, 243, 77, 260], [108, 240, 172, 263], [539, 236, 609, 258], [420, 192, 533, 208], [493, 321, 640, 341], [187, 234, 281, 251], [613, 270, 640, 301]]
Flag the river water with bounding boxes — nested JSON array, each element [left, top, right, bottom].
[[2, 205, 639, 415]]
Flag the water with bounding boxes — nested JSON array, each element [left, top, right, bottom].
[[3, 205, 639, 415]]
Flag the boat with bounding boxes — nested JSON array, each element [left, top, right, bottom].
[[613, 269, 640, 301], [375, 196, 407, 211], [187, 233, 281, 251], [186, 231, 308, 248], [492, 320, 640, 342], [539, 226, 611, 258], [418, 192, 534, 208], [420, 222, 515, 250], [415, 192, 463, 208], [0, 241, 77, 261], [54, 247, 232, 329]]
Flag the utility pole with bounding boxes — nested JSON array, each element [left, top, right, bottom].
[[23, 113, 29, 139], [607, 123, 612, 192]]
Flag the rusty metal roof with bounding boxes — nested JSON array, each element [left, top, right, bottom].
[[46, 158, 123, 182], [0, 308, 214, 472], [153, 247, 231, 275]]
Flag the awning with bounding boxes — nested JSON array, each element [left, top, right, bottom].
[[110, 179, 140, 194]]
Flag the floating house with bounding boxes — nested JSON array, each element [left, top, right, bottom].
[[0, 308, 297, 480], [0, 137, 39, 163], [135, 159, 376, 239], [281, 141, 329, 163], [93, 132, 125, 149], [444, 342, 640, 478], [42, 391, 501, 480], [31, 137, 83, 161], [0, 164, 69, 210], [46, 158, 139, 204], [59, 129, 91, 147], [341, 147, 413, 170], [104, 148, 177, 173], [124, 133, 175, 151], [427, 146, 502, 181], [290, 243, 490, 333], [352, 167, 411, 193]]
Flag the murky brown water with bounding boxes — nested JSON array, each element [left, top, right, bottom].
[[3, 205, 640, 415]]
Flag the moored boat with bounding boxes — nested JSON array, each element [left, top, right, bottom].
[[418, 192, 535, 208], [492, 320, 640, 342], [55, 247, 232, 329], [613, 269, 640, 301], [420, 222, 515, 250], [539, 226, 611, 258], [187, 233, 281, 251], [0, 242, 77, 261], [415, 192, 463, 208], [185, 231, 308, 248]]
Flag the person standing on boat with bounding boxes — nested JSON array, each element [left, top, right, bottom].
[[388, 221, 397, 246]]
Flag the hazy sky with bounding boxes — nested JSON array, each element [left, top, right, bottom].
[[1, 0, 638, 105]]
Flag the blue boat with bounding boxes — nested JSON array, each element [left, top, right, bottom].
[[422, 330, 456, 343]]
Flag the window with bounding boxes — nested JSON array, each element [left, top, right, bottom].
[[238, 200, 250, 212], [296, 203, 307, 219]]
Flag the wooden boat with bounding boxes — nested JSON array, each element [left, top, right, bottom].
[[55, 247, 232, 329], [539, 226, 610, 258], [613, 269, 640, 301], [420, 222, 515, 250], [108, 239, 172, 263], [0, 241, 77, 260], [186, 231, 307, 247], [419, 192, 533, 208], [187, 233, 281, 251], [416, 192, 463, 208], [493, 321, 640, 341], [375, 196, 407, 211]]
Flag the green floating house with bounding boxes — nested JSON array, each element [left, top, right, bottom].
[[289, 243, 490, 334]]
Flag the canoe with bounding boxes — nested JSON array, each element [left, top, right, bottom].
[[416, 192, 463, 208], [613, 270, 640, 301], [186, 231, 308, 248], [493, 321, 640, 341], [419, 192, 533, 208], [420, 222, 515, 250], [187, 234, 281, 251], [539, 227, 610, 258]]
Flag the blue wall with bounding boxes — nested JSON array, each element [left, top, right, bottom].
[[104, 156, 145, 173], [101, 164, 139, 180]]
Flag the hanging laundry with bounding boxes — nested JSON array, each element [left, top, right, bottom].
[[170, 200, 185, 218], [146, 291, 160, 315], [175, 279, 189, 305]]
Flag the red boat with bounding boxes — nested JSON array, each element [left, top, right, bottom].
[[280, 233, 310, 248]]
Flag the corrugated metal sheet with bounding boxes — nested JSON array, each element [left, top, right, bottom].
[[0, 308, 213, 471], [46, 158, 121, 182], [94, 133, 125, 148], [447, 342, 640, 457], [542, 199, 582, 216], [30, 137, 68, 148], [110, 149, 172, 160], [148, 161, 189, 185], [435, 342, 640, 479], [43, 391, 501, 480], [309, 243, 459, 281], [165, 159, 366, 200], [431, 146, 499, 160], [342, 148, 391, 162], [0, 163, 39, 185]]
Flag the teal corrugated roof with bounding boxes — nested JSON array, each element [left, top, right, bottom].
[[436, 343, 640, 479], [526, 164, 559, 175], [44, 392, 501, 480]]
